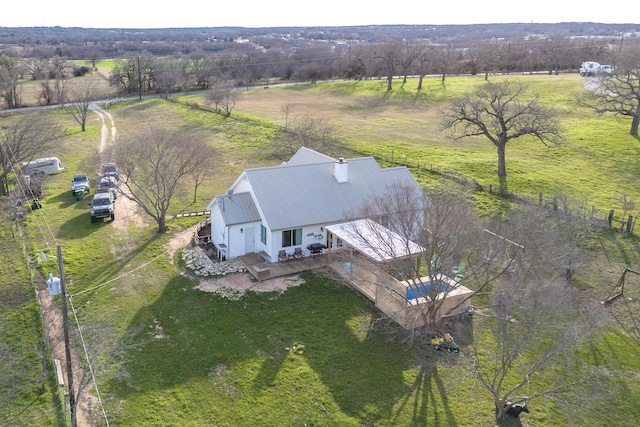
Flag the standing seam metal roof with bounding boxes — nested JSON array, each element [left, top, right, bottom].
[[244, 156, 426, 230], [214, 192, 261, 225]]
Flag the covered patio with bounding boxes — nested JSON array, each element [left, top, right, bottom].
[[325, 219, 472, 329]]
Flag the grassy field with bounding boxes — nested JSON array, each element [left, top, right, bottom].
[[3, 74, 640, 426]]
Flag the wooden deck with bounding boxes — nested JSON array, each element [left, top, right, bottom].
[[239, 252, 329, 281]]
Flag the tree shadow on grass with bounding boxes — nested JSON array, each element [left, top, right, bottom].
[[109, 272, 429, 424], [57, 211, 111, 240], [388, 361, 460, 427]]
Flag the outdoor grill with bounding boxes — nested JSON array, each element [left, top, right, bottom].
[[307, 243, 326, 257]]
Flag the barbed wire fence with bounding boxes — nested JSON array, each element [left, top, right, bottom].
[[361, 149, 636, 235]]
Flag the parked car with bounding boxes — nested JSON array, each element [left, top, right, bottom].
[[72, 173, 91, 197], [90, 191, 115, 223], [96, 176, 118, 199], [101, 162, 119, 181]]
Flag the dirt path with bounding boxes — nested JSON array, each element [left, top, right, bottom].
[[92, 106, 116, 153], [92, 105, 148, 232], [38, 106, 301, 425], [38, 106, 145, 426], [39, 289, 95, 427]]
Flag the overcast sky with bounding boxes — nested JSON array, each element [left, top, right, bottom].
[[1, 0, 638, 28]]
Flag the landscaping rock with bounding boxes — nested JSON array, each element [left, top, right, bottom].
[[181, 247, 247, 277]]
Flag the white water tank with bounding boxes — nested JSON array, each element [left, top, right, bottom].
[[46, 273, 60, 296]]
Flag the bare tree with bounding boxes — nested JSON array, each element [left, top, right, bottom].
[[64, 82, 99, 132], [372, 38, 403, 91], [51, 57, 69, 104], [450, 199, 597, 421], [467, 274, 601, 421], [474, 41, 504, 80], [273, 116, 342, 160], [27, 59, 57, 105], [345, 44, 370, 80], [113, 127, 217, 233], [0, 55, 23, 109], [0, 112, 62, 196], [440, 80, 562, 192], [189, 143, 219, 204], [399, 41, 417, 84], [577, 46, 640, 136], [539, 36, 571, 75], [433, 45, 455, 84], [414, 42, 434, 91], [280, 101, 296, 130], [347, 183, 512, 333], [109, 55, 157, 97], [156, 58, 184, 99], [108, 57, 139, 95], [188, 56, 213, 89], [205, 84, 238, 116]]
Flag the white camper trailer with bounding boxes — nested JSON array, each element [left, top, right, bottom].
[[21, 157, 65, 176]]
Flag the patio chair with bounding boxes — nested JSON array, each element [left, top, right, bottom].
[[293, 247, 304, 259], [452, 261, 465, 275], [430, 254, 441, 270], [278, 249, 288, 262], [452, 261, 465, 282]]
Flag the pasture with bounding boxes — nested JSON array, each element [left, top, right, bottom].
[[2, 73, 640, 426]]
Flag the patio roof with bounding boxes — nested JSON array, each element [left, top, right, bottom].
[[326, 219, 426, 263]]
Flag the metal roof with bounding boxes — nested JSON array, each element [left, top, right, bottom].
[[210, 148, 430, 231], [326, 219, 426, 262], [214, 192, 261, 225], [244, 156, 427, 230], [285, 146, 336, 165]]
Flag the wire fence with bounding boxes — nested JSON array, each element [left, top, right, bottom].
[[362, 149, 636, 235]]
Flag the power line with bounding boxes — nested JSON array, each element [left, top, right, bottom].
[[69, 296, 110, 427]]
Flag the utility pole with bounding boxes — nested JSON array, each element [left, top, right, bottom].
[[137, 55, 142, 101], [57, 244, 76, 427]]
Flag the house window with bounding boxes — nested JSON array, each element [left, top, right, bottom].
[[260, 225, 267, 245], [282, 228, 302, 247], [336, 237, 343, 247]]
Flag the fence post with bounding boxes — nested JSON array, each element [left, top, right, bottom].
[[608, 209, 614, 227], [627, 215, 633, 233]]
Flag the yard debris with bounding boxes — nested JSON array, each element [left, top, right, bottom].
[[431, 332, 460, 353], [286, 343, 305, 354]]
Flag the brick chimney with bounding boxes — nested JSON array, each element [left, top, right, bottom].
[[334, 158, 348, 183]]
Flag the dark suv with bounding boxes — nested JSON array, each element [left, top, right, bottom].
[[101, 162, 119, 181], [90, 191, 115, 223]]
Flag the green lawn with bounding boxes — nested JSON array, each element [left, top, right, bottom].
[[3, 74, 640, 426]]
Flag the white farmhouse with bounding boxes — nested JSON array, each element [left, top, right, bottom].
[[206, 147, 430, 263]]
